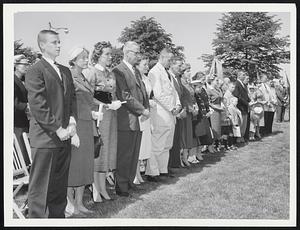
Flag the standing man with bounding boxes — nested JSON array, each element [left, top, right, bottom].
[[113, 41, 150, 197], [145, 48, 181, 182], [168, 57, 186, 169], [232, 70, 250, 144], [25, 30, 77, 218]]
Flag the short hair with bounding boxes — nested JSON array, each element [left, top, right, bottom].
[[192, 71, 206, 81], [37, 30, 59, 51], [91, 41, 112, 65], [136, 54, 150, 66], [170, 56, 183, 65], [181, 63, 191, 72], [123, 41, 139, 55]]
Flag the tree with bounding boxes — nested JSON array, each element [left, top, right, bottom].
[[14, 40, 39, 64], [118, 16, 185, 63], [111, 46, 123, 69], [202, 12, 290, 80]]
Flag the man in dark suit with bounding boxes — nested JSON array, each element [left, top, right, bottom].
[[232, 71, 250, 143], [168, 57, 185, 169], [25, 30, 77, 218], [112, 41, 150, 197]]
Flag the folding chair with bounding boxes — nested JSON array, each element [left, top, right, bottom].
[[22, 132, 32, 165], [13, 133, 30, 218]]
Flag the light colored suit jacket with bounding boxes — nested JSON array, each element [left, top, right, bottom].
[[148, 62, 180, 127]]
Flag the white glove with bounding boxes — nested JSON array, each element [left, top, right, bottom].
[[71, 133, 80, 148], [107, 100, 122, 110], [91, 111, 103, 121]]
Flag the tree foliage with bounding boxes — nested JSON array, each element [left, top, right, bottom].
[[14, 40, 39, 64], [202, 12, 290, 80], [118, 16, 185, 63]]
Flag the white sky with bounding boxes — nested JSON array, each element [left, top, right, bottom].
[[14, 11, 290, 75]]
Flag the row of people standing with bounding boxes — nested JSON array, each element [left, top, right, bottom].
[[15, 29, 289, 218]]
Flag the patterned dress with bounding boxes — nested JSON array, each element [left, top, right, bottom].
[[84, 64, 117, 172]]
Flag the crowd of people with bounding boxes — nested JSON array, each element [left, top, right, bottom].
[[14, 29, 290, 218]]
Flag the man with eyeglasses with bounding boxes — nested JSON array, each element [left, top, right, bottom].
[[112, 41, 150, 197]]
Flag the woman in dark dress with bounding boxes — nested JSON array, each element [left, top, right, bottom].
[[66, 47, 100, 215], [191, 74, 215, 154], [14, 55, 31, 165]]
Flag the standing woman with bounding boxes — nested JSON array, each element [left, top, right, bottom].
[[180, 63, 199, 164], [206, 75, 224, 151], [14, 55, 31, 166], [191, 75, 215, 154], [84, 41, 121, 201], [134, 56, 153, 184], [67, 47, 99, 214]]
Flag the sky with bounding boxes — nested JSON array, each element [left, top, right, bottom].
[[14, 11, 290, 75]]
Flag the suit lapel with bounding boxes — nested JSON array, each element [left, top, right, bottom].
[[121, 61, 141, 88], [41, 58, 64, 89]]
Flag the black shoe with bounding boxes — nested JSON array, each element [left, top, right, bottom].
[[146, 175, 161, 182], [160, 173, 175, 178], [116, 190, 130, 197]]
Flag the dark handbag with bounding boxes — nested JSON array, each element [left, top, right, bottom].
[[94, 90, 112, 104], [94, 135, 103, 159]]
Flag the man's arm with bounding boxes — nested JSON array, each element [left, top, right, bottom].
[[113, 68, 146, 116]]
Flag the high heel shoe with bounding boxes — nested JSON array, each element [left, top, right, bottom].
[[99, 191, 113, 201], [181, 158, 191, 167]]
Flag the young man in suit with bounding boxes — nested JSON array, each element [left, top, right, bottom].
[[25, 30, 77, 218], [145, 48, 181, 182], [232, 71, 250, 144], [112, 41, 150, 197]]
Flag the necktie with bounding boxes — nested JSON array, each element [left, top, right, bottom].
[[165, 68, 171, 81], [54, 61, 63, 81]]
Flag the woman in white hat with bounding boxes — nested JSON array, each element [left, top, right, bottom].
[[66, 46, 101, 215]]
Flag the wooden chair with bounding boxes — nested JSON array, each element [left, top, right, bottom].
[[22, 132, 32, 165], [13, 134, 30, 218]]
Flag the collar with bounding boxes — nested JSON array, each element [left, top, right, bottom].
[[169, 70, 176, 78], [43, 56, 56, 66], [123, 59, 134, 72], [95, 63, 106, 71], [238, 79, 245, 87]]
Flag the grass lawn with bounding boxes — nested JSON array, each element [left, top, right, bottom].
[[14, 122, 290, 219]]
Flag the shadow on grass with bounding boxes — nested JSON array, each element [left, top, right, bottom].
[[78, 150, 228, 218]]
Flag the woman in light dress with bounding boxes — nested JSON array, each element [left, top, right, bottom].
[[134, 56, 155, 184]]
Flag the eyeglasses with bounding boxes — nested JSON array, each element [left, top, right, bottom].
[[129, 50, 141, 55]]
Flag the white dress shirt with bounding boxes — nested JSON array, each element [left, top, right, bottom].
[[43, 56, 62, 80]]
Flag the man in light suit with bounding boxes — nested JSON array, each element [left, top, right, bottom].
[[25, 30, 77, 218], [145, 48, 181, 182], [232, 70, 250, 143], [112, 41, 150, 197]]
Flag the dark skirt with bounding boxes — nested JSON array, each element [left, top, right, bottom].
[[180, 112, 194, 149], [193, 117, 213, 145], [169, 118, 182, 168]]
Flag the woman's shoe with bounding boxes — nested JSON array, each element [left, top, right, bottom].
[[181, 158, 191, 167], [133, 176, 141, 185], [99, 191, 113, 201]]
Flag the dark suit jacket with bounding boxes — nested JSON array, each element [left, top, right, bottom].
[[232, 80, 250, 114], [14, 75, 29, 129], [25, 58, 77, 148], [112, 61, 149, 131]]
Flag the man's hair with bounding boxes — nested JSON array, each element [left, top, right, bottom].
[[123, 41, 139, 55], [170, 56, 183, 65], [37, 30, 59, 51], [158, 48, 172, 59]]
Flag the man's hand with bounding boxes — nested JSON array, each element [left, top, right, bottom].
[[92, 111, 103, 121], [56, 127, 70, 141], [71, 133, 80, 148], [67, 123, 77, 137], [176, 108, 187, 119], [142, 109, 150, 119]]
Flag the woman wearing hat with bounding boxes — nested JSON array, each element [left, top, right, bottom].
[[66, 46, 101, 215], [14, 54, 31, 166], [191, 73, 215, 154], [206, 75, 224, 151]]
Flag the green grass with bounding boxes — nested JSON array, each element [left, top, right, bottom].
[[15, 122, 290, 219]]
